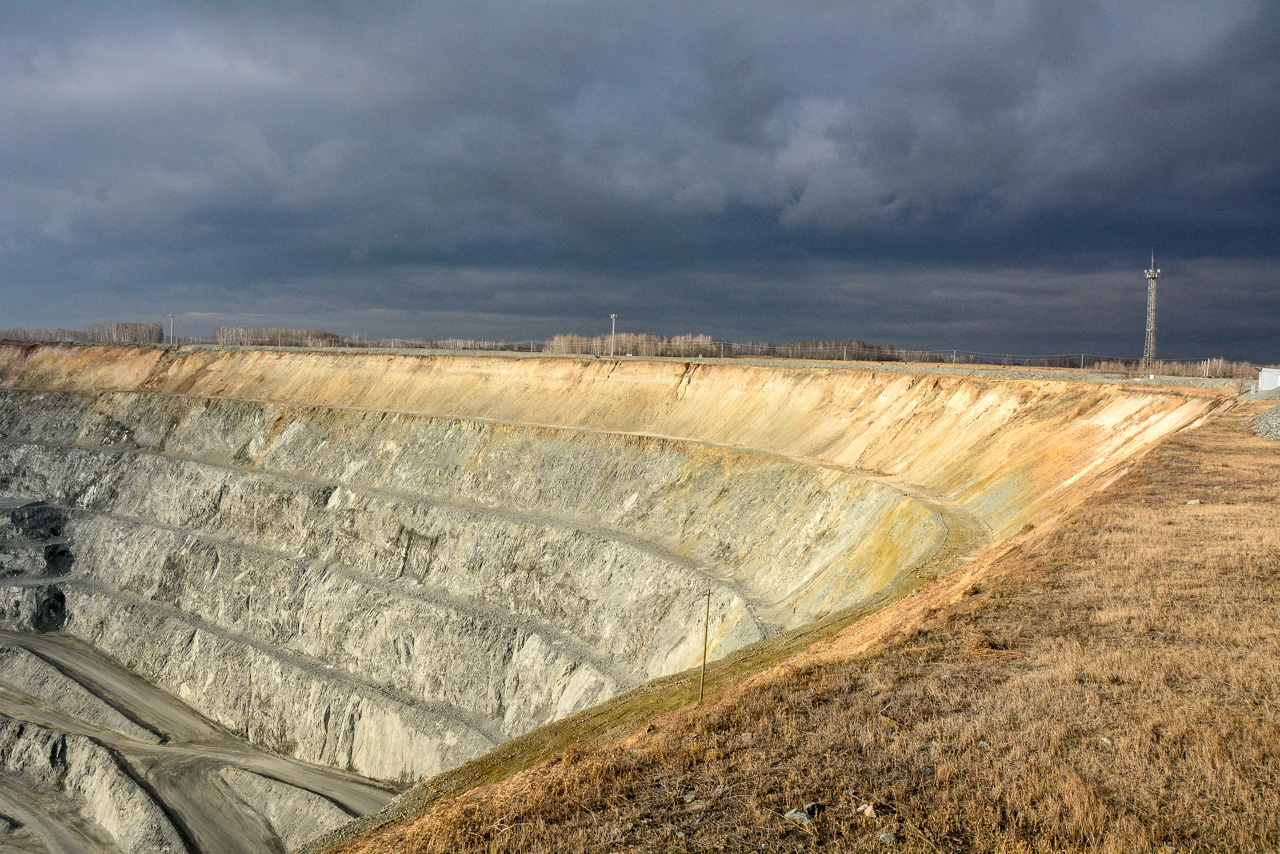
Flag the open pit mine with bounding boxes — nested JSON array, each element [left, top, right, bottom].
[[0, 343, 1220, 853]]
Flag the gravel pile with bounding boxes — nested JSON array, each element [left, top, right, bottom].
[[1245, 387, 1280, 401], [1251, 403, 1280, 440]]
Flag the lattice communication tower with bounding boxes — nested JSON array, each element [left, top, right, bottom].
[[1143, 250, 1160, 371]]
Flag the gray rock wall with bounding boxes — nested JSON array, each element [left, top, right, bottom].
[[0, 713, 186, 853], [0, 387, 941, 783], [218, 767, 351, 851]]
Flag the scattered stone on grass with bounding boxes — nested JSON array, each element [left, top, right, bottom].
[[785, 802, 825, 825]]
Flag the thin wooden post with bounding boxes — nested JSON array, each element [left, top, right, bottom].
[[699, 584, 711, 702]]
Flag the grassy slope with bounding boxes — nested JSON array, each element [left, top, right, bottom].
[[331, 402, 1278, 854]]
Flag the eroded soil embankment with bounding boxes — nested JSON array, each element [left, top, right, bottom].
[[0, 344, 1225, 852]]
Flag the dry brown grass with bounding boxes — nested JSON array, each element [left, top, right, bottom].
[[333, 403, 1280, 854]]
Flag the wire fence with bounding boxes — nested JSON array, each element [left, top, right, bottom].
[[0, 325, 1264, 379]]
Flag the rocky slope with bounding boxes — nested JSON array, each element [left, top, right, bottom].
[[0, 343, 1223, 850], [0, 494, 394, 853]]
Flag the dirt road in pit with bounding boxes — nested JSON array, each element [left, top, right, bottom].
[[0, 630, 396, 854]]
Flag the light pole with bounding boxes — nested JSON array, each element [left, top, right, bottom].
[[610, 314, 617, 357], [168, 314, 174, 345]]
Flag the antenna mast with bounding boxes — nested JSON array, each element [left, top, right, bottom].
[[1143, 250, 1160, 372]]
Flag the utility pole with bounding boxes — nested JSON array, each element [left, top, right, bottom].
[[699, 583, 711, 703], [168, 313, 175, 345], [610, 314, 617, 357], [1143, 250, 1160, 374]]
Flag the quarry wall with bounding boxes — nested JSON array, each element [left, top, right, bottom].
[[0, 343, 1222, 849]]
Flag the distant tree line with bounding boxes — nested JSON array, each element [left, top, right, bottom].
[[213, 326, 346, 347], [0, 322, 164, 344], [545, 333, 721, 357], [546, 333, 955, 363], [0, 324, 1261, 378], [1089, 358, 1259, 379]]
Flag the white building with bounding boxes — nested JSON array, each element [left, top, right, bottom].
[[1260, 368, 1280, 392]]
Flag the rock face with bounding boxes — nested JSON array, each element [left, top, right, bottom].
[[0, 343, 1222, 849], [0, 490, 395, 853], [0, 644, 159, 744], [0, 713, 186, 853], [218, 767, 353, 851], [1, 583, 66, 633]]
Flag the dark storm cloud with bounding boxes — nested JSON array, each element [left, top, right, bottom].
[[2, 1, 1277, 358]]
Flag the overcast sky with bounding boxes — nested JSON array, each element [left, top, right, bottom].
[[2, 1, 1276, 358]]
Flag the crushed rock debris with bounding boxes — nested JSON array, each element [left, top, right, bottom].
[[1251, 403, 1280, 440]]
